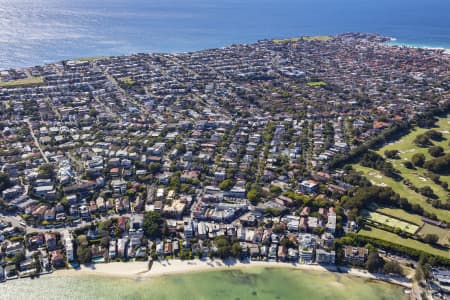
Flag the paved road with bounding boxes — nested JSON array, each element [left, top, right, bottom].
[[1, 212, 136, 235], [1, 214, 24, 229], [26, 119, 49, 163], [103, 69, 154, 124]]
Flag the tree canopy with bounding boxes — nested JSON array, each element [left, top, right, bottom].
[[413, 134, 432, 147], [428, 145, 444, 157], [360, 151, 399, 178], [424, 154, 450, 174], [366, 251, 384, 273], [143, 211, 164, 239], [37, 163, 56, 179], [383, 260, 403, 275], [0, 172, 11, 192], [219, 179, 234, 191], [411, 153, 426, 167], [423, 234, 439, 244]]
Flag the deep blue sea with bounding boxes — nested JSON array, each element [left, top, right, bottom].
[[0, 0, 449, 69]]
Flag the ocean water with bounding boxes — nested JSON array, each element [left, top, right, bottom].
[[0, 267, 408, 300], [0, 0, 449, 69]]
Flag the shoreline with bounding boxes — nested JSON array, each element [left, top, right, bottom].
[[54, 258, 412, 289], [2, 35, 450, 70], [386, 39, 450, 53]]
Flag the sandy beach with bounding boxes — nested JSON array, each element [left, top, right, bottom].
[[55, 259, 412, 288]]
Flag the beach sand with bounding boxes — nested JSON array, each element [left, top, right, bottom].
[[56, 258, 412, 288]]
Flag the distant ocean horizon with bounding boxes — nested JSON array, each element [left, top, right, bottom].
[[0, 0, 449, 69]]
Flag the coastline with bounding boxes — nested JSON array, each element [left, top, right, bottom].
[[386, 38, 450, 53], [54, 259, 412, 289]]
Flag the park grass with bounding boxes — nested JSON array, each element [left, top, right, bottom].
[[302, 35, 333, 41], [307, 81, 327, 87], [363, 211, 419, 234], [273, 37, 301, 44], [375, 207, 424, 225], [353, 164, 450, 221], [417, 223, 450, 246], [118, 77, 135, 85], [0, 77, 44, 87], [358, 225, 450, 259], [76, 56, 110, 62]]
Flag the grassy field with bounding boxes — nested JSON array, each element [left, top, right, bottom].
[[118, 77, 136, 85], [307, 81, 327, 87], [76, 56, 110, 62], [363, 211, 419, 234], [418, 223, 450, 246], [0, 77, 44, 87], [302, 35, 333, 41], [358, 225, 450, 259], [354, 116, 450, 251], [273, 37, 301, 44], [378, 115, 450, 191], [375, 207, 424, 225], [353, 164, 450, 221]]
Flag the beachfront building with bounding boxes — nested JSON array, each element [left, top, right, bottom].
[[343, 246, 368, 265]]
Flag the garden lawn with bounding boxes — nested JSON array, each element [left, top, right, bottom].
[[273, 37, 301, 43], [375, 207, 424, 225], [0, 77, 44, 87], [358, 225, 450, 259], [302, 35, 332, 41], [118, 77, 136, 85], [365, 211, 419, 235], [417, 223, 450, 246], [76, 56, 110, 61], [307, 81, 327, 87]]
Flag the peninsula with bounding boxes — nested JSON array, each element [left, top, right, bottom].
[[0, 33, 449, 298]]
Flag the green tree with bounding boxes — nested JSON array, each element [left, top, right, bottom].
[[100, 236, 110, 248], [12, 252, 25, 268], [77, 234, 88, 246], [366, 252, 384, 273], [415, 263, 425, 281], [231, 242, 242, 258], [37, 163, 56, 179], [384, 150, 399, 159], [148, 162, 162, 175], [403, 161, 414, 169], [424, 154, 450, 173], [411, 153, 425, 167], [214, 236, 231, 258], [0, 172, 11, 192], [175, 143, 186, 154], [425, 129, 443, 141], [169, 173, 181, 192], [247, 188, 260, 204], [383, 260, 403, 275], [98, 219, 113, 232], [418, 186, 437, 199], [413, 134, 431, 147], [77, 245, 92, 264], [142, 211, 163, 239], [280, 237, 296, 249], [270, 185, 282, 195], [428, 146, 444, 157], [219, 179, 234, 191], [423, 234, 439, 244]]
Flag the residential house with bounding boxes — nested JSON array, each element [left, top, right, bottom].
[[44, 232, 57, 250]]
